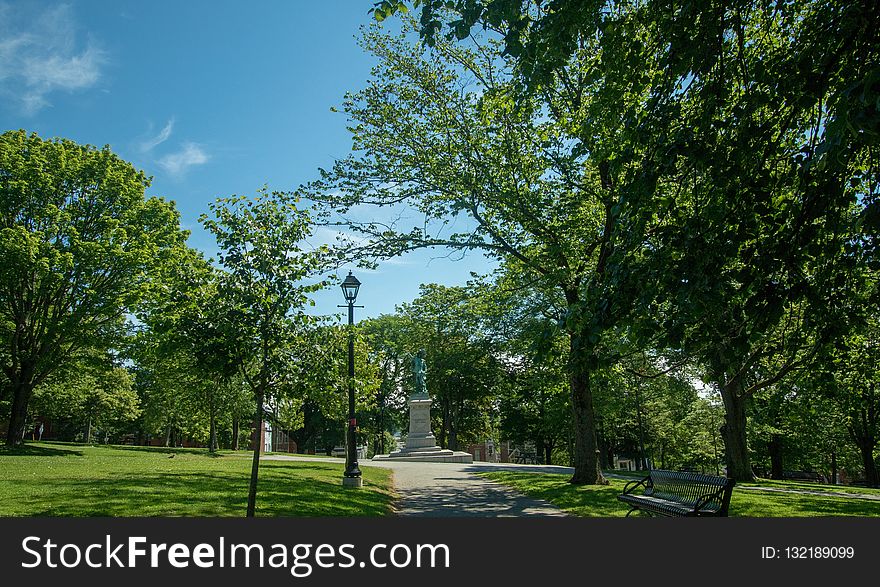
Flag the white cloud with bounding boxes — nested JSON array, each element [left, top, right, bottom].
[[140, 118, 175, 153], [0, 3, 105, 114], [310, 226, 366, 247], [158, 142, 209, 176]]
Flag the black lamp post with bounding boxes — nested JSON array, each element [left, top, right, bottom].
[[339, 271, 363, 487]]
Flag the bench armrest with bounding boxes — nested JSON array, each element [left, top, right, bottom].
[[622, 475, 651, 495], [693, 491, 722, 510], [693, 487, 733, 511]]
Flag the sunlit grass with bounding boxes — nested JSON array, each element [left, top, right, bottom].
[[742, 478, 880, 496], [0, 442, 394, 517], [482, 471, 880, 517]]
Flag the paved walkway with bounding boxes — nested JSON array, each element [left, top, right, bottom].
[[264, 455, 567, 516], [371, 460, 568, 516]]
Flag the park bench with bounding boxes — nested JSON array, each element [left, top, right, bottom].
[[617, 470, 735, 517], [782, 470, 825, 483], [516, 452, 540, 464]]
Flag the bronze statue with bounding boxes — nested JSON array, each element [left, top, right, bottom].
[[412, 348, 428, 396]]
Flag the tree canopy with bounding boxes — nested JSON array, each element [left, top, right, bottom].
[[0, 130, 188, 446]]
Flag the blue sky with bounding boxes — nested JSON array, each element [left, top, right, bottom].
[[0, 0, 495, 319]]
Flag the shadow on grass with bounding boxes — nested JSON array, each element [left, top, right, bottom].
[[484, 471, 880, 517], [746, 478, 880, 496], [480, 472, 627, 517], [260, 462, 341, 474], [730, 491, 880, 517], [6, 461, 393, 517], [109, 445, 224, 456], [0, 443, 84, 458]]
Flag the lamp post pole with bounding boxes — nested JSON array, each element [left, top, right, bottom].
[[340, 272, 363, 488]]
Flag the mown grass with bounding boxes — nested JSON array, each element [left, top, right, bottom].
[[0, 442, 394, 517], [741, 478, 880, 496], [607, 469, 880, 496], [482, 471, 880, 517]]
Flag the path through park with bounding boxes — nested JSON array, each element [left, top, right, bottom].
[[264, 455, 568, 516], [370, 461, 568, 516]]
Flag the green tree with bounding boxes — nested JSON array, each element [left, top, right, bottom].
[[821, 321, 880, 487], [628, 0, 878, 481], [484, 274, 571, 465], [499, 354, 569, 465], [200, 189, 326, 517], [396, 285, 500, 450], [282, 323, 380, 456], [128, 330, 205, 446], [360, 314, 410, 455], [373, 1, 880, 484], [371, 0, 615, 86], [0, 130, 187, 446], [141, 248, 242, 453], [31, 350, 139, 443], [303, 22, 669, 483], [782, 384, 858, 484]]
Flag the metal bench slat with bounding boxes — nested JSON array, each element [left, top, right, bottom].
[[618, 469, 735, 517]]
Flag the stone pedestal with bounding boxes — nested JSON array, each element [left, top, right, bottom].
[[372, 394, 473, 463], [405, 396, 436, 448]]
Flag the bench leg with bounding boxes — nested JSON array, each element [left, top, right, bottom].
[[625, 507, 656, 518]]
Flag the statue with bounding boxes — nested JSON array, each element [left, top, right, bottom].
[[370, 346, 472, 462], [412, 349, 428, 397]]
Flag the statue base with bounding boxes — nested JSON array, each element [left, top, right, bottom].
[[371, 449, 473, 463], [371, 393, 473, 463]]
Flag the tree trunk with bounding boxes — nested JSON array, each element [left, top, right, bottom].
[[544, 442, 554, 465], [438, 404, 448, 448], [596, 426, 610, 469], [635, 383, 648, 470], [568, 334, 606, 485], [448, 402, 458, 451], [85, 415, 92, 444], [375, 404, 385, 455], [719, 379, 756, 482], [208, 395, 218, 453], [830, 450, 838, 485], [246, 389, 265, 517], [5, 382, 34, 447], [853, 383, 878, 487], [769, 434, 784, 479], [854, 439, 879, 488], [209, 414, 217, 453], [232, 416, 240, 451]]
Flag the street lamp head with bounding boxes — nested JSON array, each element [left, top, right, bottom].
[[340, 271, 361, 304]]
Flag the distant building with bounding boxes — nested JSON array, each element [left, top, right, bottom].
[[252, 420, 298, 453], [467, 439, 499, 462]]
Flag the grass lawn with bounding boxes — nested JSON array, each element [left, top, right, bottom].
[[0, 442, 394, 517], [482, 471, 880, 517], [739, 478, 880, 496]]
